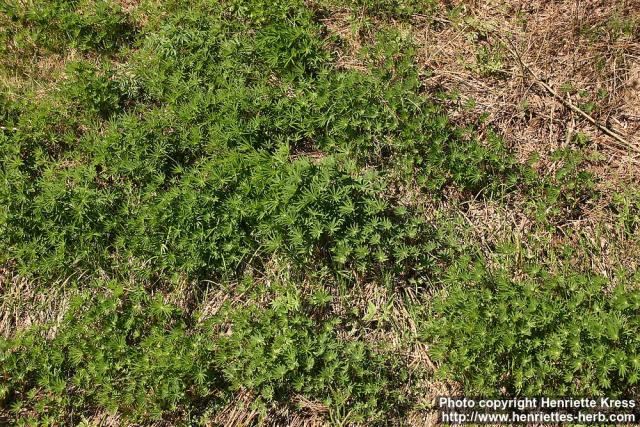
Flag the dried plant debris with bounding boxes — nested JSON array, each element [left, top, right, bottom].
[[1, 0, 639, 425]]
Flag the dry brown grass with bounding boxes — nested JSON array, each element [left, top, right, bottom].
[[0, 270, 72, 339], [116, 0, 142, 13], [210, 389, 329, 427], [414, 1, 639, 275], [320, 9, 369, 72], [415, 0, 640, 180]]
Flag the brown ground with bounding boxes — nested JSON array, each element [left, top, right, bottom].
[[420, 0, 639, 179]]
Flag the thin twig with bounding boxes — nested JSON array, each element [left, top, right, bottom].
[[500, 37, 640, 156]]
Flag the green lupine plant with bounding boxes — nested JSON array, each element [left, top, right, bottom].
[[425, 258, 640, 396], [0, 0, 632, 424], [0, 281, 409, 424]]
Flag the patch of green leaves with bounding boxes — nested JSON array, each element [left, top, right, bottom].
[[425, 259, 640, 396], [1, 0, 517, 282], [1, 0, 136, 52], [0, 280, 407, 424]]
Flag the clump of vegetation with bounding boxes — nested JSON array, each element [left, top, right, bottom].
[[0, 0, 518, 284], [214, 285, 409, 423], [0, 281, 406, 424], [1, 284, 222, 423], [1, 0, 638, 425], [1, 0, 135, 52], [425, 257, 640, 396]]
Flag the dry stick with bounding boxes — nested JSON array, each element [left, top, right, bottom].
[[536, 78, 638, 153], [500, 37, 640, 157]]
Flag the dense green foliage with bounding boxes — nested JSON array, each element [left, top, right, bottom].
[[0, 0, 638, 425], [0, 0, 517, 284], [2, 285, 221, 423], [426, 258, 640, 395], [1, 281, 404, 424]]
